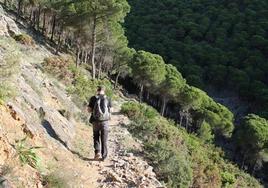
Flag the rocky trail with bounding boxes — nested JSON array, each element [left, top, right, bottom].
[[0, 6, 163, 188]]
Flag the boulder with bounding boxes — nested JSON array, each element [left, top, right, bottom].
[[0, 15, 8, 36], [4, 16, 21, 36], [0, 5, 21, 37]]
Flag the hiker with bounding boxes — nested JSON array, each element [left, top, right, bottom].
[[88, 86, 112, 161]]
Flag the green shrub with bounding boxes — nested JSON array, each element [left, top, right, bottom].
[[67, 74, 114, 108], [121, 102, 192, 187], [198, 121, 214, 143], [13, 34, 35, 46], [67, 74, 96, 103], [121, 101, 158, 120], [221, 172, 236, 186], [145, 140, 192, 188], [15, 137, 41, 169], [121, 102, 261, 188], [121, 101, 143, 119]]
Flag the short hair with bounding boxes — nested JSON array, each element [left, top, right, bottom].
[[97, 85, 105, 92]]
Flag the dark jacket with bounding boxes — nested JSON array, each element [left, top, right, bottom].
[[88, 94, 112, 123]]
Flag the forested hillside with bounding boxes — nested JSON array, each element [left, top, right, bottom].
[[0, 0, 267, 187], [125, 0, 268, 118]]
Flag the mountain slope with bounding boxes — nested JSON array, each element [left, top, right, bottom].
[[125, 0, 268, 118], [0, 8, 162, 187], [0, 3, 265, 188]]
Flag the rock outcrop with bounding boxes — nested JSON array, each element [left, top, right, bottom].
[[0, 5, 21, 37]]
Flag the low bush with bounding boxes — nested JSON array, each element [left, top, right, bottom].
[[221, 171, 236, 186], [15, 137, 41, 169], [67, 75, 114, 107], [42, 54, 115, 118], [42, 55, 74, 83], [13, 34, 35, 46], [121, 102, 261, 188]]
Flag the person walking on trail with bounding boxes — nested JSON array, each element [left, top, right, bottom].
[[88, 86, 112, 161]]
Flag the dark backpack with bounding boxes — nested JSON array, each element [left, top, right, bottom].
[[92, 95, 110, 121]]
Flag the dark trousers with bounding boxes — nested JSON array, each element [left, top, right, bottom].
[[93, 121, 109, 159]]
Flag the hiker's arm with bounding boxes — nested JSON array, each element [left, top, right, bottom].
[[109, 99, 113, 113], [87, 97, 94, 113], [87, 106, 92, 113]]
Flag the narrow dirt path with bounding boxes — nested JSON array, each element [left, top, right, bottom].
[[72, 100, 163, 188]]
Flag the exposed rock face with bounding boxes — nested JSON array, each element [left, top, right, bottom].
[[0, 15, 9, 36], [0, 105, 43, 187], [4, 16, 21, 36], [0, 5, 21, 36]]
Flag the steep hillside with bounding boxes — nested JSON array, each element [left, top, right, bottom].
[[0, 1, 266, 188], [125, 0, 268, 118], [0, 8, 162, 187]]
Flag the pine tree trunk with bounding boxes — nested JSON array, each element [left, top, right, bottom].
[[76, 48, 81, 67], [180, 111, 183, 126], [50, 14, 56, 42], [185, 110, 189, 131], [4, 0, 7, 7], [139, 84, 144, 103], [42, 10, 46, 35], [98, 57, 105, 79], [29, 7, 33, 23], [56, 29, 63, 54], [91, 15, 97, 79], [17, 0, 22, 21], [22, 4, 26, 16], [81, 50, 84, 64], [146, 91, 150, 101], [32, 10, 36, 28], [115, 71, 121, 89], [84, 51, 88, 64], [161, 97, 167, 116], [37, 4, 41, 31]]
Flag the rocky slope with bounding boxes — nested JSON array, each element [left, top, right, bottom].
[[0, 6, 163, 188]]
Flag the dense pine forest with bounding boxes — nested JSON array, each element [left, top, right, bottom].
[[125, 0, 268, 118], [1, 0, 268, 187]]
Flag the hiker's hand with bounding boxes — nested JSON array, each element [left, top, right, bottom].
[[87, 106, 92, 113]]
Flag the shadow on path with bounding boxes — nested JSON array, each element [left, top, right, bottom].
[[41, 119, 99, 162], [112, 112, 121, 116], [42, 119, 67, 147]]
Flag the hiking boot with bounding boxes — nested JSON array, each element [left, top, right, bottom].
[[101, 157, 107, 162], [94, 153, 101, 160]]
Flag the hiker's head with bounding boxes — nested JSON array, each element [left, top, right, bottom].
[[97, 85, 105, 95]]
